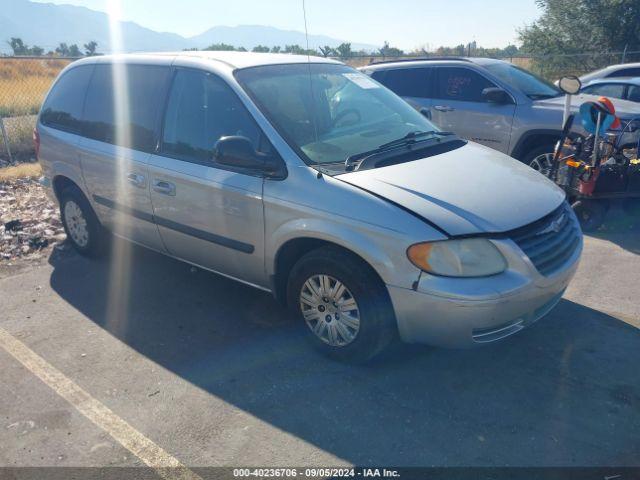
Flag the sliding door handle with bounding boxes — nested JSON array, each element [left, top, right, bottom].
[[152, 180, 176, 196]]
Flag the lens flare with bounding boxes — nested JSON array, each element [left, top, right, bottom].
[[105, 0, 134, 336]]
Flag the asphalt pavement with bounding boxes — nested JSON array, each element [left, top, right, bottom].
[[0, 223, 639, 474]]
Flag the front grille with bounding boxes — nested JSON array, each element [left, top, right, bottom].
[[510, 202, 581, 276]]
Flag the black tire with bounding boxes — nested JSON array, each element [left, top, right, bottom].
[[59, 185, 107, 257], [572, 199, 606, 232], [286, 246, 397, 363], [521, 144, 557, 174]]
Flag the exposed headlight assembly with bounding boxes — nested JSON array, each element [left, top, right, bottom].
[[407, 238, 507, 277]]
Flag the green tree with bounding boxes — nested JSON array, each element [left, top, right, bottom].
[[55, 43, 70, 56], [84, 41, 98, 56], [68, 44, 82, 57], [319, 45, 335, 57], [519, 0, 640, 77], [252, 45, 270, 53], [7, 38, 43, 56], [8, 38, 29, 55], [204, 43, 237, 51], [270, 46, 281, 53], [335, 42, 352, 60], [378, 41, 404, 58]]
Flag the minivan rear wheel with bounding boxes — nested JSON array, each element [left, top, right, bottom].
[[59, 186, 106, 257], [287, 246, 396, 363]]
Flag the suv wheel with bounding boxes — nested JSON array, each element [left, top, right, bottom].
[[287, 246, 396, 363], [523, 145, 557, 176], [59, 185, 107, 257]]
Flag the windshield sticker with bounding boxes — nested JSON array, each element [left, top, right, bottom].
[[343, 73, 380, 89]]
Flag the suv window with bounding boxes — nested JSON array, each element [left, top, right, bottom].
[[372, 68, 432, 97], [162, 69, 260, 164], [434, 67, 494, 102], [40, 66, 93, 134], [582, 83, 626, 99], [608, 67, 640, 78], [628, 85, 640, 102], [83, 64, 170, 152]]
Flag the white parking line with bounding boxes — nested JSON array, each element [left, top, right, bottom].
[[0, 327, 202, 480]]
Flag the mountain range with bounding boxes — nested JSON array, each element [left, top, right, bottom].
[[0, 0, 378, 54]]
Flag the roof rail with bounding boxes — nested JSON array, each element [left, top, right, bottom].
[[368, 56, 473, 66]]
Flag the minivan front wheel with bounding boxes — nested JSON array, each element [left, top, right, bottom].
[[59, 186, 106, 257], [287, 246, 396, 363]]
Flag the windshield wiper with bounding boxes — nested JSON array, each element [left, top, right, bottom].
[[345, 130, 455, 170], [378, 130, 454, 150]]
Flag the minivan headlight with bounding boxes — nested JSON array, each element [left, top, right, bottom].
[[407, 238, 507, 277]]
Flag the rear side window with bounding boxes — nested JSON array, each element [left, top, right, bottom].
[[40, 66, 93, 134], [373, 68, 432, 97], [161, 69, 260, 164], [608, 67, 640, 78], [582, 83, 626, 99], [628, 85, 640, 102], [433, 67, 494, 102], [83, 64, 170, 152]]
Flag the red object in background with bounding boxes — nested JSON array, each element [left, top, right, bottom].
[[578, 169, 600, 195]]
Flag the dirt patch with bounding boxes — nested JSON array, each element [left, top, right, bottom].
[[0, 173, 66, 265]]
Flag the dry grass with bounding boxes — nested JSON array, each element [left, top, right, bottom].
[[0, 163, 42, 181], [0, 58, 71, 117]]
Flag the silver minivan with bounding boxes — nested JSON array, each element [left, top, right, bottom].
[[37, 52, 582, 362]]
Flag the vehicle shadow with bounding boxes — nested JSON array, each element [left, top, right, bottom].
[[588, 203, 640, 254], [47, 243, 640, 467]]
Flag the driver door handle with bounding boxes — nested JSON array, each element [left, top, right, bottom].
[[152, 180, 176, 196], [434, 105, 455, 112]]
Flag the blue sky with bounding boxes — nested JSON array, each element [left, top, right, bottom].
[[32, 0, 542, 49]]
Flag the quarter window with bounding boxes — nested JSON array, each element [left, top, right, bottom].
[[434, 67, 494, 102], [83, 64, 170, 152], [40, 65, 93, 134], [161, 69, 260, 164]]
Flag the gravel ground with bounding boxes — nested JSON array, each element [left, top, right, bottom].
[[0, 176, 66, 264]]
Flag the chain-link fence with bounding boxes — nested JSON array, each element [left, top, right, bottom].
[[2, 51, 640, 165], [0, 57, 74, 165]]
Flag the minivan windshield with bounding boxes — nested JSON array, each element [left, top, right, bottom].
[[235, 63, 450, 171], [484, 62, 562, 99]]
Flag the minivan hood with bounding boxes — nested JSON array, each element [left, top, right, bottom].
[[337, 142, 565, 236], [534, 93, 640, 119]]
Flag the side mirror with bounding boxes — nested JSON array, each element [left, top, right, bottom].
[[419, 107, 431, 119], [558, 76, 582, 95], [214, 136, 284, 177], [482, 87, 512, 104]]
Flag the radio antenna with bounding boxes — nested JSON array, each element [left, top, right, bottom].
[[302, 0, 320, 152]]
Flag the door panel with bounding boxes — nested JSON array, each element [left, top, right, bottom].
[[431, 67, 515, 153], [80, 138, 164, 250], [149, 68, 267, 287], [147, 156, 265, 286]]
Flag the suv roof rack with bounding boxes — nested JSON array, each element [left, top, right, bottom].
[[368, 56, 473, 66]]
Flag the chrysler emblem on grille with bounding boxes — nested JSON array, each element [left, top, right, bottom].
[[538, 213, 566, 235]]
